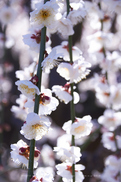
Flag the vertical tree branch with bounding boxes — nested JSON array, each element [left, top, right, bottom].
[[27, 26, 47, 182], [66, 1, 75, 181]]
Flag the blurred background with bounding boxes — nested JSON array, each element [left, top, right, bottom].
[[0, 0, 121, 182]]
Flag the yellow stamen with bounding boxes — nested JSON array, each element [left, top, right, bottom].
[[35, 9, 51, 21], [74, 125, 85, 133], [20, 84, 35, 95], [32, 124, 42, 129]]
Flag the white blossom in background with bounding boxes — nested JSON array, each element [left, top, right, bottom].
[[15, 80, 40, 99], [68, 1, 86, 26], [10, 140, 40, 168], [95, 83, 110, 107], [0, 6, 17, 25], [54, 145, 81, 164], [24, 88, 59, 115], [102, 132, 121, 151], [62, 115, 93, 139], [100, 51, 121, 73], [57, 58, 91, 83], [98, 109, 121, 131], [110, 84, 121, 111], [15, 62, 37, 80], [85, 1, 107, 31], [41, 144, 55, 167], [56, 162, 85, 182], [11, 105, 27, 121], [87, 31, 113, 53], [30, 0, 61, 31], [57, 16, 74, 36], [102, 0, 121, 14], [101, 155, 121, 182], [20, 112, 51, 140], [11, 94, 28, 121]]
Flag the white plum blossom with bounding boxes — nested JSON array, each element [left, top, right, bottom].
[[110, 84, 121, 111], [41, 144, 55, 167], [20, 112, 51, 140], [100, 51, 121, 73], [24, 88, 59, 115], [55, 41, 82, 62], [57, 58, 91, 83], [15, 62, 37, 80], [56, 162, 85, 182], [52, 84, 79, 104], [62, 115, 93, 139], [57, 17, 74, 36], [11, 105, 27, 121], [15, 80, 40, 99], [41, 48, 62, 73], [23, 28, 51, 53], [30, 1, 61, 31], [57, 134, 72, 149], [68, 1, 86, 25], [98, 109, 121, 131], [54, 145, 81, 164], [102, 132, 121, 152], [10, 140, 40, 168], [11, 94, 28, 121], [35, 167, 54, 182], [52, 85, 72, 104], [0, 6, 16, 25], [95, 83, 111, 107], [105, 155, 121, 172], [102, 0, 121, 14], [101, 155, 121, 182], [87, 31, 113, 53]]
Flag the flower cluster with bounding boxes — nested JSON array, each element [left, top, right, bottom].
[[9, 0, 93, 181], [1, 0, 121, 182]]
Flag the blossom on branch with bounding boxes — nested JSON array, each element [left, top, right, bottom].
[[24, 88, 59, 115], [30, 0, 61, 31], [15, 80, 40, 99], [10, 139, 40, 168], [98, 109, 121, 131], [54, 145, 82, 164], [52, 83, 79, 104], [41, 48, 62, 73], [62, 115, 93, 139], [56, 162, 85, 182], [20, 112, 50, 140], [57, 58, 91, 83], [67, 1, 86, 26]]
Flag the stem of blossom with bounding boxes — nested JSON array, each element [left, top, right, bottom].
[[34, 26, 46, 114], [66, 0, 75, 181], [27, 24, 47, 182]]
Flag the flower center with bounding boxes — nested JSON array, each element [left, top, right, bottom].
[[32, 124, 42, 130], [63, 83, 70, 93], [5, 12, 11, 20], [74, 125, 85, 133], [39, 93, 51, 105], [108, 117, 116, 122], [19, 146, 30, 159], [36, 9, 51, 21], [20, 84, 35, 95], [66, 165, 72, 174]]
